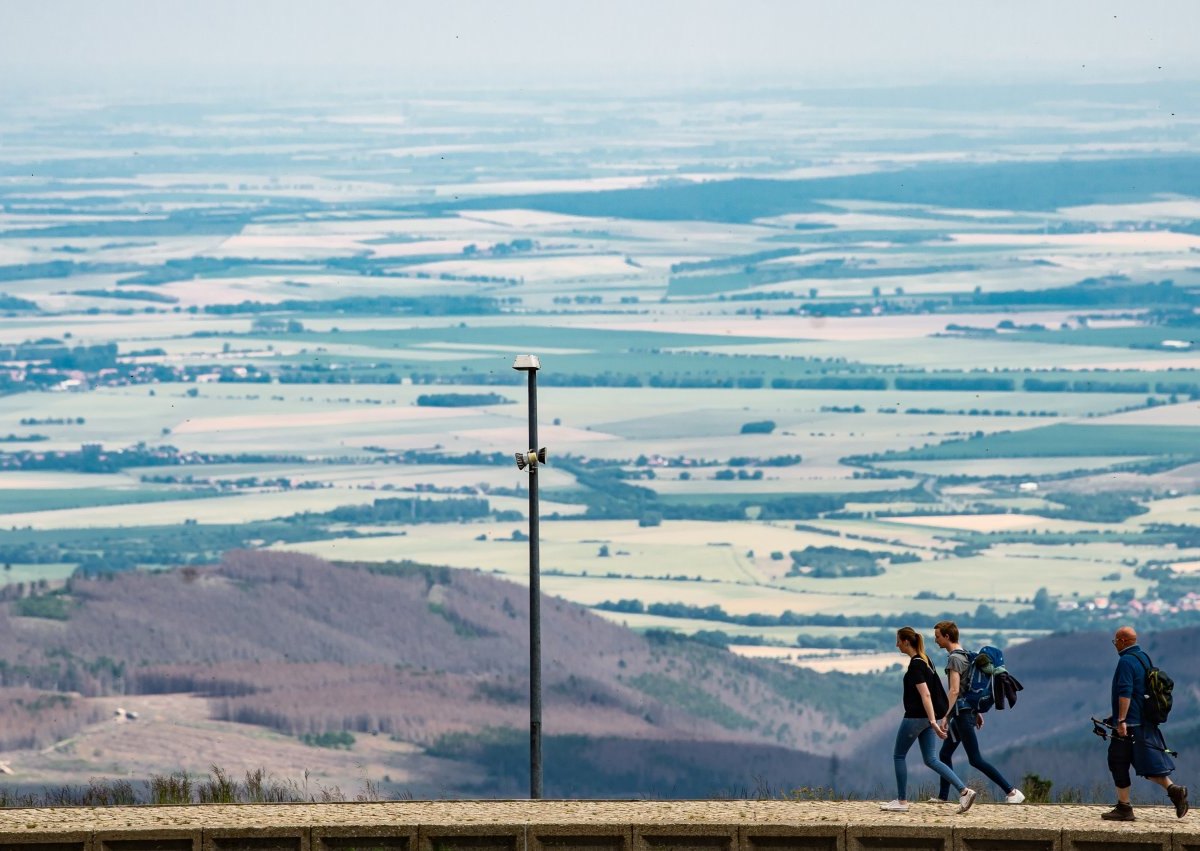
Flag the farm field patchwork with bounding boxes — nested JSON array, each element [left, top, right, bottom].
[[1, 85, 1200, 755]]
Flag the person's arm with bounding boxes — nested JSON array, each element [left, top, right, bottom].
[[942, 669, 960, 728], [1115, 656, 1134, 737], [916, 682, 948, 739]]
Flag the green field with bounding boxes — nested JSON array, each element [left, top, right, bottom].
[[875, 456, 1148, 477], [1006, 325, 1200, 350], [0, 487, 218, 514], [877, 424, 1200, 460], [597, 609, 1053, 650], [0, 562, 78, 586]]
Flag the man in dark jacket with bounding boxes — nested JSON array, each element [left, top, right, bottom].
[[1103, 626, 1188, 821]]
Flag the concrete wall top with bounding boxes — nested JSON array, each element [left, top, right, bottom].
[[0, 802, 1194, 835]]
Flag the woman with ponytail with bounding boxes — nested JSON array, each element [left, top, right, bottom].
[[882, 626, 977, 813]]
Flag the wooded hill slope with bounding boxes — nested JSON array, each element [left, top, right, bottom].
[[0, 551, 891, 794], [9, 551, 1197, 797]]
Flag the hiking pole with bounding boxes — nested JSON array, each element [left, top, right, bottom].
[[1090, 717, 1179, 757]]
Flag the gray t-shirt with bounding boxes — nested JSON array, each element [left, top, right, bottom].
[[945, 649, 971, 704]]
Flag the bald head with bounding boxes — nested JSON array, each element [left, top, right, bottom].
[[1113, 626, 1138, 653]]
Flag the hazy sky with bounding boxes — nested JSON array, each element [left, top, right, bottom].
[[3, 0, 1199, 94]]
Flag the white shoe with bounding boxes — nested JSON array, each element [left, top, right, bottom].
[[880, 800, 910, 812], [1006, 788, 1026, 804], [958, 788, 977, 814], [926, 797, 953, 804]]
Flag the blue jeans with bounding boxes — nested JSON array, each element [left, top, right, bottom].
[[894, 716, 966, 801], [938, 711, 1015, 799]]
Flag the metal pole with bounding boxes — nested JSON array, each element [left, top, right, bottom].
[[526, 367, 542, 799]]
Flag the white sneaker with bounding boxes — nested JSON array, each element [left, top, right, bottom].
[[1006, 789, 1026, 804], [926, 797, 953, 804], [958, 788, 977, 814], [880, 800, 910, 812]]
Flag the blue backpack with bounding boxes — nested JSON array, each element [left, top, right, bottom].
[[954, 645, 1006, 713]]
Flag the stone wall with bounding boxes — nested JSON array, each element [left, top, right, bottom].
[[0, 801, 1195, 851]]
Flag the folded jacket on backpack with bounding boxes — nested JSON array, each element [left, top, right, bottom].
[[994, 671, 1024, 710]]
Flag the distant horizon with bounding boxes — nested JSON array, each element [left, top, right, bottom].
[[3, 0, 1199, 98], [4, 75, 1199, 108]]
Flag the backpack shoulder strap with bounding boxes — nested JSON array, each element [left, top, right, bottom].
[[1131, 650, 1154, 672], [921, 657, 945, 689]]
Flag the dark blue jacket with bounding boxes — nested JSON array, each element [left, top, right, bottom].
[[1112, 644, 1150, 727]]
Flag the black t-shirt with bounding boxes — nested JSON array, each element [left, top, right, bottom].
[[903, 656, 938, 719]]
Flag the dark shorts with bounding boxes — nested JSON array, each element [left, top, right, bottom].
[[1108, 724, 1175, 784]]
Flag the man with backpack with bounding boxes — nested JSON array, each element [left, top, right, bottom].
[[931, 621, 1025, 805], [1103, 625, 1188, 821]]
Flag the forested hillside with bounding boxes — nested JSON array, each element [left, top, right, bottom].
[[5, 553, 1200, 797], [0, 550, 897, 794]]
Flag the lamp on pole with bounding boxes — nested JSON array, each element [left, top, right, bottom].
[[512, 353, 545, 799]]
